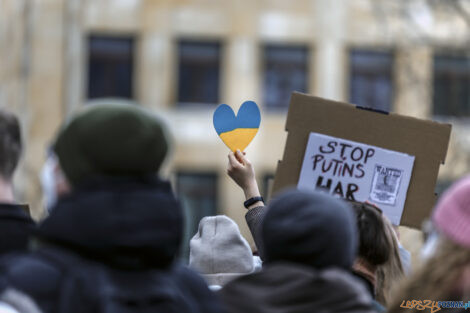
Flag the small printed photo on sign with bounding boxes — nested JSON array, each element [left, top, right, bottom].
[[370, 165, 403, 206], [297, 132, 415, 225]]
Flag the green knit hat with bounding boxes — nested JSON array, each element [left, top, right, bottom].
[[53, 102, 169, 186]]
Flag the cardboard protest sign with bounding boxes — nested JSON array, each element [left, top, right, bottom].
[[297, 132, 415, 224], [272, 92, 451, 228], [213, 101, 261, 152]]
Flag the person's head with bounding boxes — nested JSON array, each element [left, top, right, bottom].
[[0, 110, 22, 182], [388, 176, 470, 312], [388, 237, 470, 313], [50, 102, 169, 197], [420, 175, 470, 261], [432, 175, 470, 251], [189, 215, 255, 289], [261, 189, 357, 270], [351, 202, 391, 267]]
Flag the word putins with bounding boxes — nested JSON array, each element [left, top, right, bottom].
[[311, 141, 376, 201], [401, 300, 470, 312]]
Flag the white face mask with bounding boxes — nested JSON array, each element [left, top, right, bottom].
[[421, 231, 441, 260], [40, 155, 58, 213]]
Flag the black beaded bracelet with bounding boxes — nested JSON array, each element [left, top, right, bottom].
[[244, 196, 264, 209]]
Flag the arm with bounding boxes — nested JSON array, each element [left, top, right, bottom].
[[244, 206, 266, 260], [227, 150, 267, 260]]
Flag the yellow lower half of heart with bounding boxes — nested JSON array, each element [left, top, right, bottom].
[[219, 128, 259, 152]]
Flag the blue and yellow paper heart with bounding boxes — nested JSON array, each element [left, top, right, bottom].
[[213, 101, 261, 152]]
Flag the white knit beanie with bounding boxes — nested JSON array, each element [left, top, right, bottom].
[[189, 215, 255, 287]]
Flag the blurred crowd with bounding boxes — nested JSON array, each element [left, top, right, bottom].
[[0, 103, 468, 313]]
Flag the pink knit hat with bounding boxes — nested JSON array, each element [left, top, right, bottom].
[[433, 175, 470, 248]]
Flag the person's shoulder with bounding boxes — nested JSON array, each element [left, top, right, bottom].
[[0, 251, 62, 313], [1, 247, 102, 313], [171, 263, 211, 289], [0, 204, 35, 225], [1, 252, 62, 296], [170, 263, 224, 313]]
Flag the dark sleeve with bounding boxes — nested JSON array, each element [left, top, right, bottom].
[[245, 206, 267, 261], [0, 254, 62, 313]]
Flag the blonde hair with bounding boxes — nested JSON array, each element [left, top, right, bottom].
[[388, 237, 470, 313], [375, 217, 405, 306]]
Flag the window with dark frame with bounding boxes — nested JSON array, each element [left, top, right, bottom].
[[176, 172, 218, 261], [433, 54, 470, 117], [177, 40, 221, 106], [87, 35, 134, 100], [349, 49, 394, 112], [263, 44, 309, 110]]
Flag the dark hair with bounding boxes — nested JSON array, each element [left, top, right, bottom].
[[351, 202, 391, 266], [0, 110, 22, 179]]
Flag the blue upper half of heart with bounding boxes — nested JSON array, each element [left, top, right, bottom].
[[213, 101, 261, 135]]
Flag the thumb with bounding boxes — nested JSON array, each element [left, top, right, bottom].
[[228, 152, 240, 167], [235, 150, 247, 165]]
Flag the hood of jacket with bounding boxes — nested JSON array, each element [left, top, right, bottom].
[[219, 262, 376, 313], [36, 177, 182, 270]]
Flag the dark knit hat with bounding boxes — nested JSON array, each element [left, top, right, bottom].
[[262, 189, 357, 270], [53, 103, 169, 186]]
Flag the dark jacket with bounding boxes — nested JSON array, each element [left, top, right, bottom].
[[352, 271, 375, 298], [0, 177, 222, 313], [0, 203, 35, 256], [245, 205, 384, 313], [219, 262, 377, 313]]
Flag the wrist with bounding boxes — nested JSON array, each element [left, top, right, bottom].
[[243, 180, 261, 200], [244, 196, 264, 209]]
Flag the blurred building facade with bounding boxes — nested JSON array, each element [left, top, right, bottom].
[[1, 0, 469, 257]]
